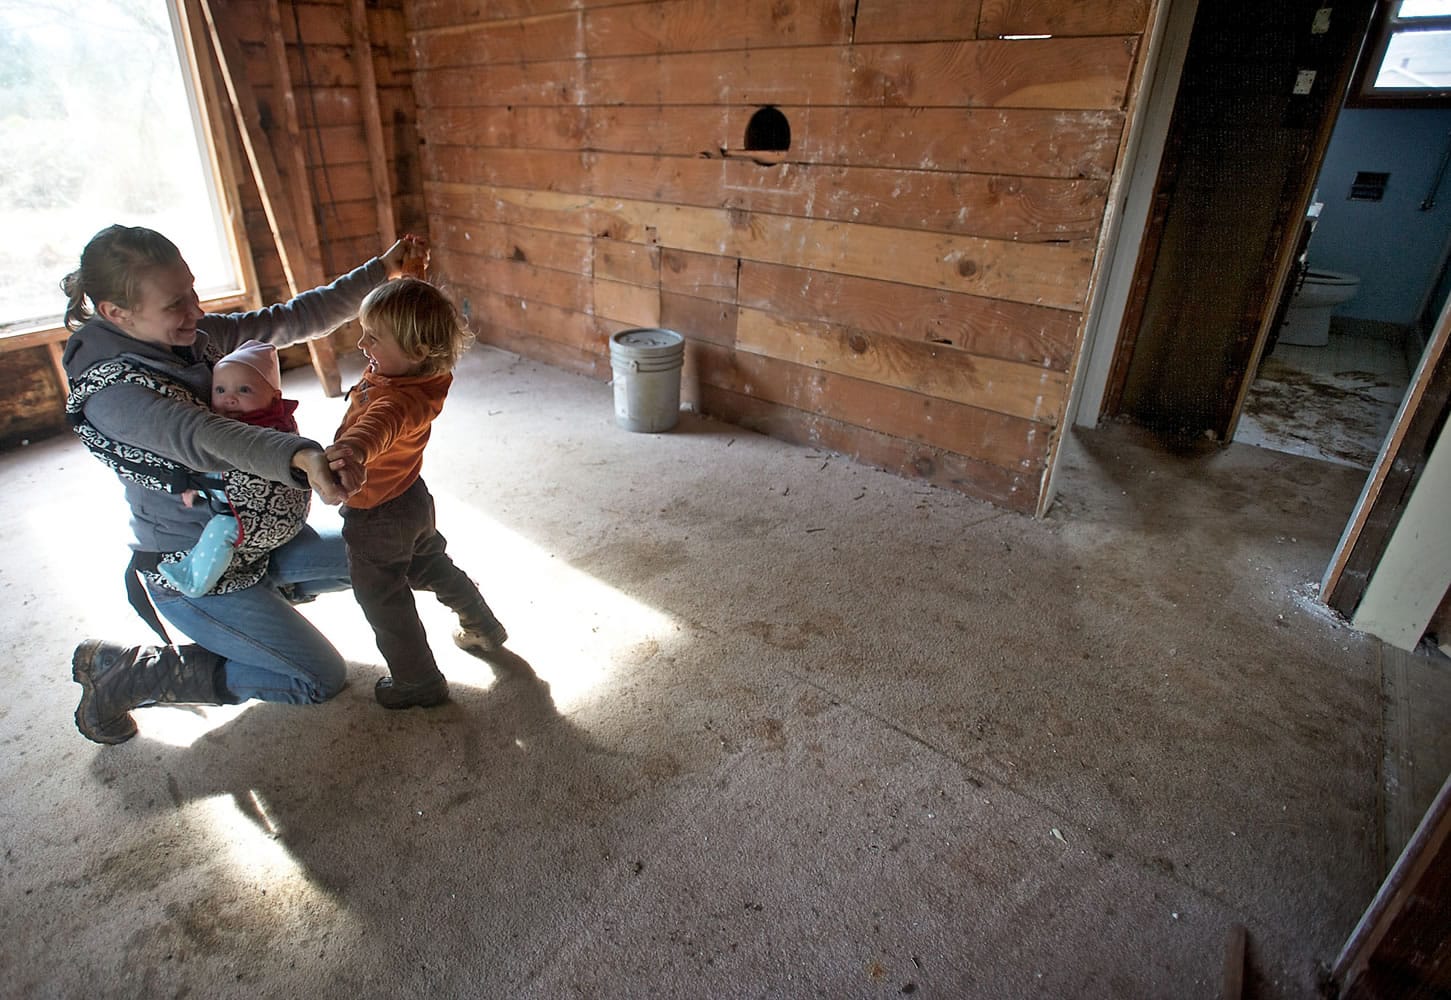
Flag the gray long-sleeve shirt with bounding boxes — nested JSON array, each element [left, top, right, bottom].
[[62, 258, 387, 554]]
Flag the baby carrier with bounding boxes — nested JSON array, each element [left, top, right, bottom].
[[65, 355, 310, 639]]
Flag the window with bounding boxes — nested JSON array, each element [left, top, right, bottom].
[[1351, 0, 1451, 106], [0, 1, 240, 334]]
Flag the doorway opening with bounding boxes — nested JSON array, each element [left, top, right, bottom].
[[1235, 109, 1451, 471], [1076, 0, 1451, 641]]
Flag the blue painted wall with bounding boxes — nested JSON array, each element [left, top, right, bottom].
[[1308, 107, 1451, 327]]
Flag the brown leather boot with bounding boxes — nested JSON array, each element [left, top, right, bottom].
[[72, 640, 225, 745]]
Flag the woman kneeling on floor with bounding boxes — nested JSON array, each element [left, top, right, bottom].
[[60, 223, 424, 744]]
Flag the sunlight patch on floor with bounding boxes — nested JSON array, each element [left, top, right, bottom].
[[196, 791, 348, 915], [202, 790, 298, 877], [427, 492, 676, 711], [263, 496, 675, 713]]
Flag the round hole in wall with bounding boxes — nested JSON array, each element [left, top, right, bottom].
[[744, 106, 791, 153]]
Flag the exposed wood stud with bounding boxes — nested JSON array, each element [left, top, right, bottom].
[[349, 0, 398, 246], [1334, 772, 1451, 998], [177, 0, 262, 310], [198, 0, 341, 396], [260, 0, 341, 396]]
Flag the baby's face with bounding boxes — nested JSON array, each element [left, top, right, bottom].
[[212, 361, 278, 416]]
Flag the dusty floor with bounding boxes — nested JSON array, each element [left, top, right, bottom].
[[0, 346, 1442, 999]]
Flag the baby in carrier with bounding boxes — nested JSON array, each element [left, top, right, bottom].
[[161, 340, 307, 596]]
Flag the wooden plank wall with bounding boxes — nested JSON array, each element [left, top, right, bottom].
[[225, 0, 423, 306], [408, 0, 1148, 512], [0, 349, 68, 450]]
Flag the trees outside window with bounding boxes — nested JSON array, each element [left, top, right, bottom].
[[0, 0, 237, 332]]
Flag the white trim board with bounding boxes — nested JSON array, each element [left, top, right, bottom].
[[1068, 0, 1200, 432], [1352, 421, 1451, 650]]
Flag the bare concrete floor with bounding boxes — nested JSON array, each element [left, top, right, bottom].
[[1, 346, 1444, 999]]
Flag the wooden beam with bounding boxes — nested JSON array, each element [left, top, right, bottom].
[[424, 144, 1109, 244], [259, 0, 340, 396], [733, 307, 1068, 425], [411, 36, 1136, 111], [348, 0, 397, 246], [261, 0, 326, 284], [198, 2, 303, 295], [196, 0, 342, 397], [45, 341, 69, 400], [1351, 418, 1451, 650], [425, 180, 1093, 310], [1222, 923, 1247, 1000]]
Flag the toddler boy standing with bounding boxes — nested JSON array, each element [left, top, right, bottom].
[[327, 278, 508, 708]]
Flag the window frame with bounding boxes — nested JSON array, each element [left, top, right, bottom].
[[1348, 0, 1451, 108]]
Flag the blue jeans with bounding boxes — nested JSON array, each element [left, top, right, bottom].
[[149, 523, 351, 703]]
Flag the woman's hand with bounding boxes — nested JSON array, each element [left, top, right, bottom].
[[291, 448, 353, 505], [381, 234, 429, 279]]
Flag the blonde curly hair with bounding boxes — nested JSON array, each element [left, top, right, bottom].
[[358, 277, 474, 376]]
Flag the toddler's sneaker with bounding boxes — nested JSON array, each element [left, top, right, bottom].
[[374, 673, 449, 709], [454, 622, 508, 657]]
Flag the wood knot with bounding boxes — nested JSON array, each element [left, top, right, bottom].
[[847, 333, 869, 354], [956, 257, 978, 278]]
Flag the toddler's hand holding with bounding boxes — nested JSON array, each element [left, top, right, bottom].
[[292, 448, 347, 505], [325, 442, 366, 497]]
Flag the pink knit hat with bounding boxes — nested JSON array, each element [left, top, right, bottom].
[[217, 340, 281, 392]]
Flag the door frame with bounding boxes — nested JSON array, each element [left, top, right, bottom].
[[1323, 299, 1451, 620], [1065, 0, 1199, 435]]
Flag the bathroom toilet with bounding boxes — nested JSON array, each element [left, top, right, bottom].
[[1278, 268, 1360, 347]]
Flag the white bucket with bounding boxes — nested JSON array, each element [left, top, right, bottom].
[[610, 328, 685, 432]]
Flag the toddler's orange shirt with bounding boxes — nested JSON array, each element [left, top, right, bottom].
[[333, 369, 452, 510]]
